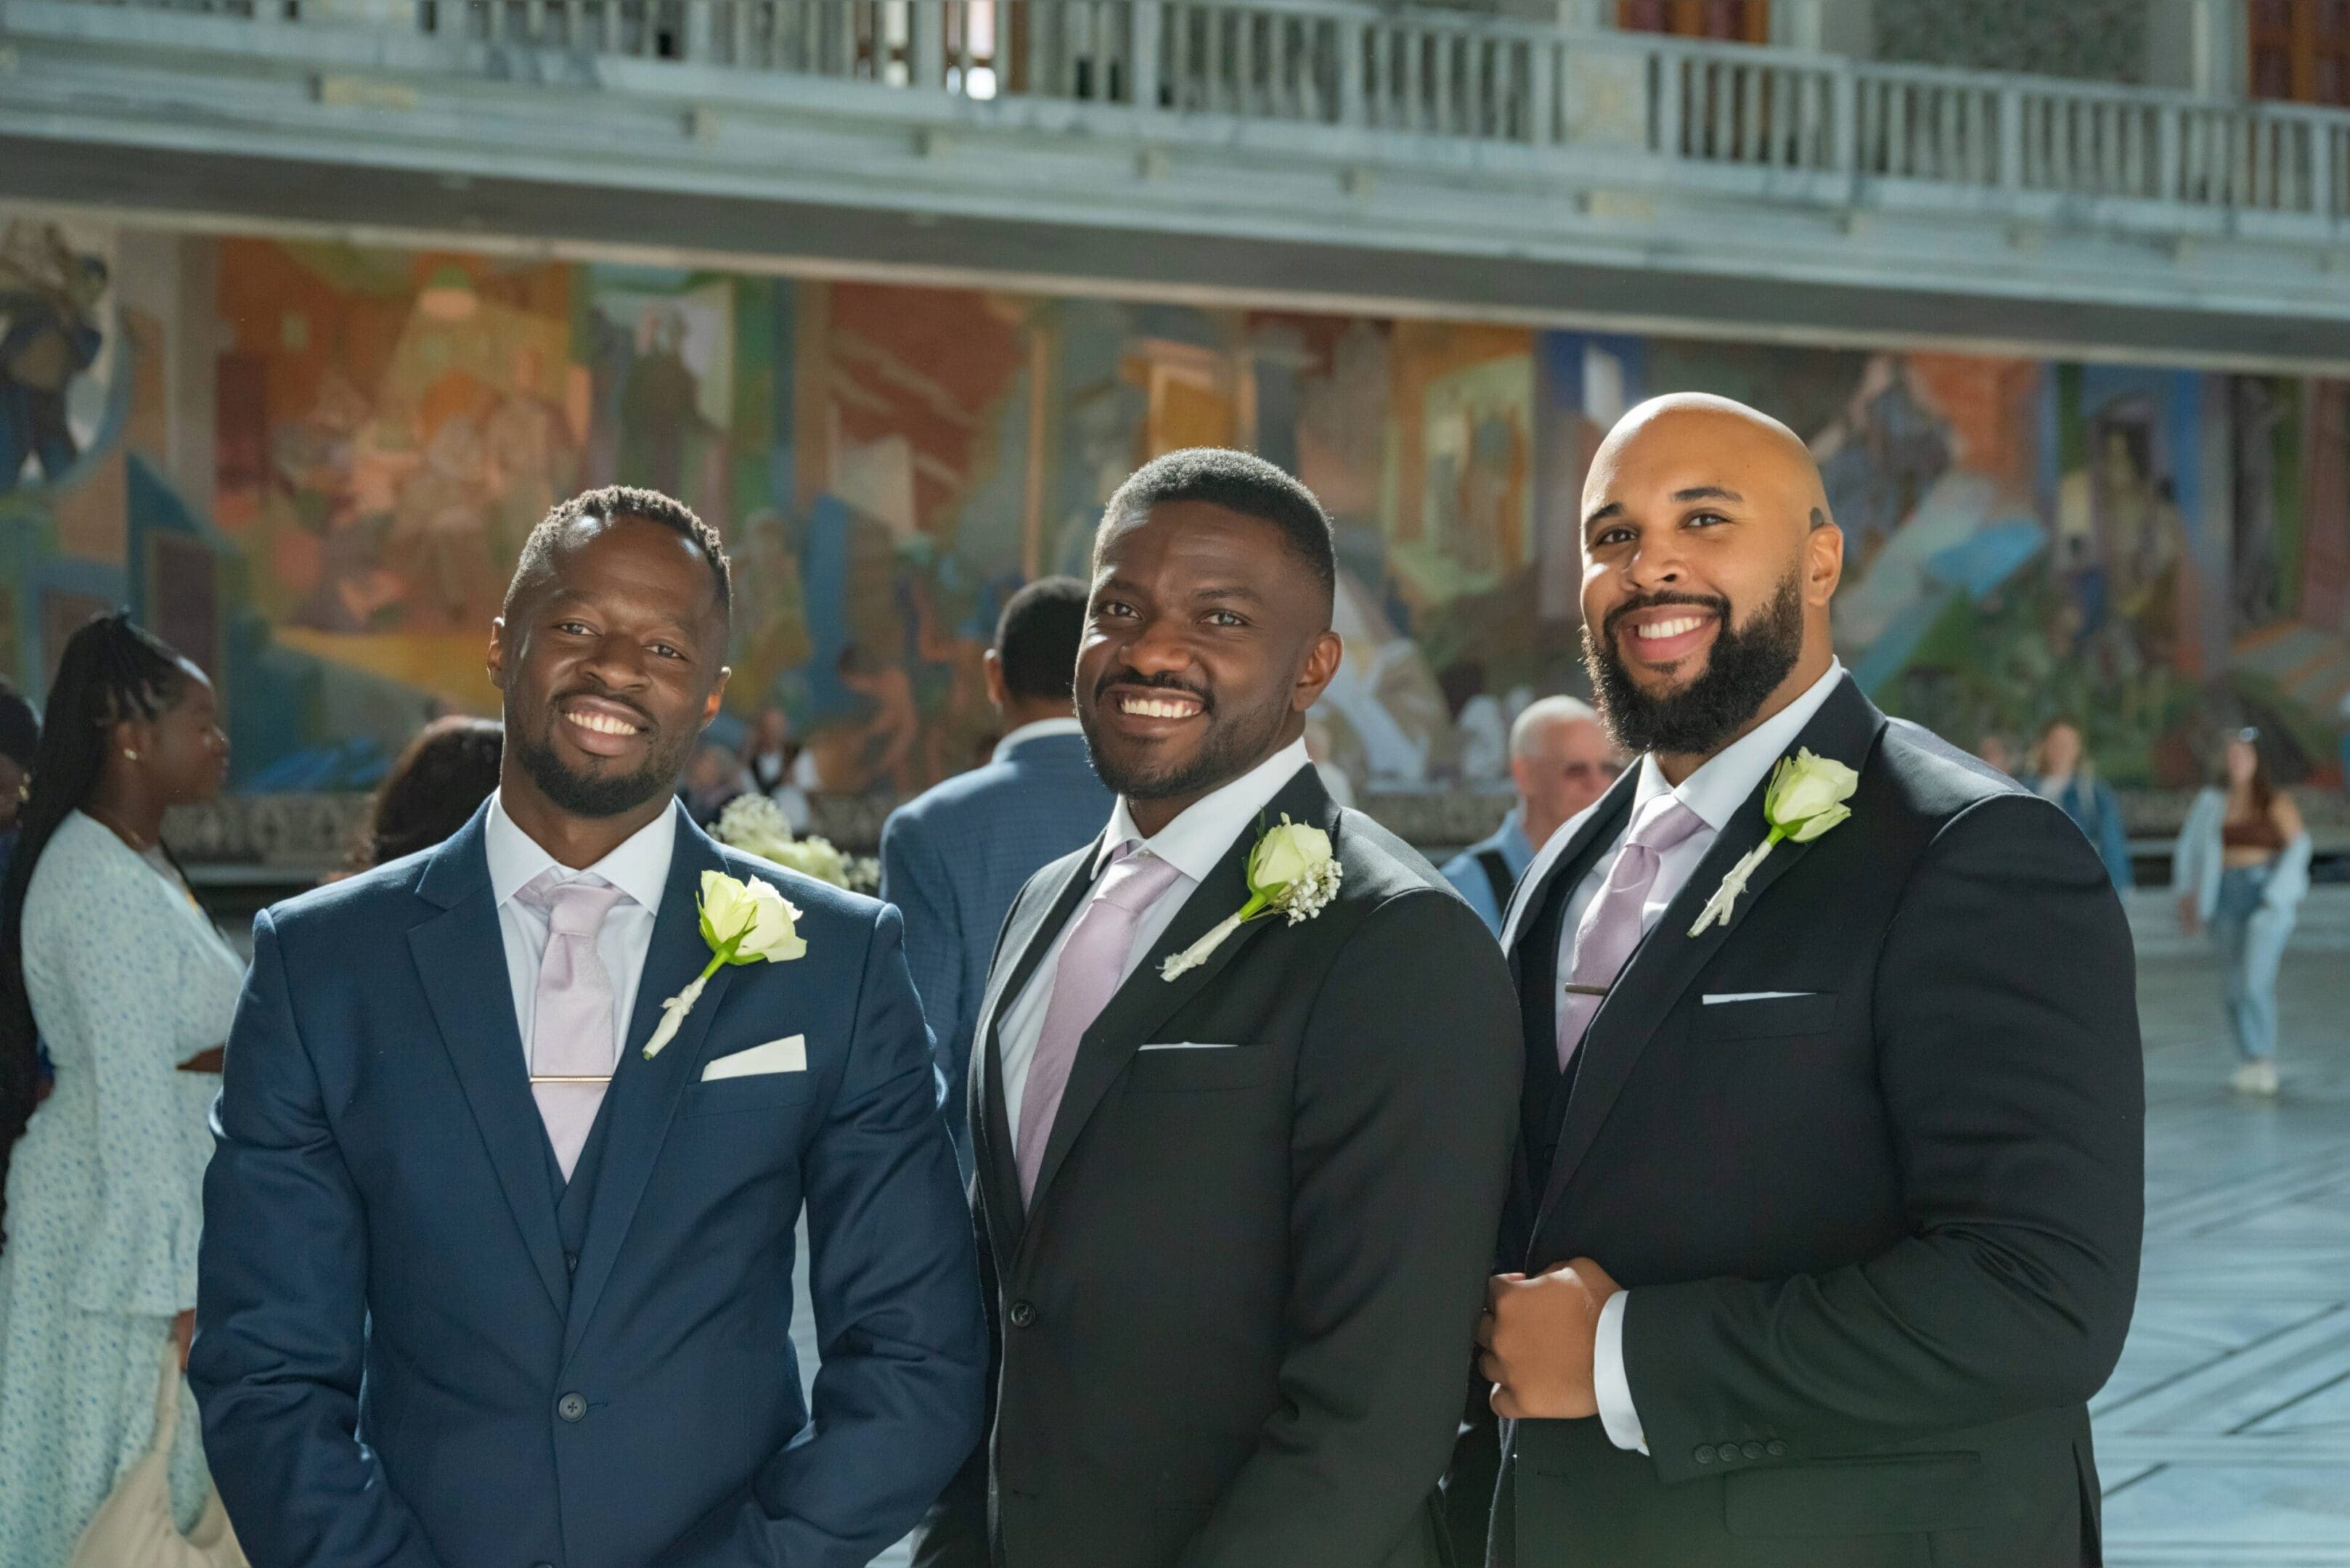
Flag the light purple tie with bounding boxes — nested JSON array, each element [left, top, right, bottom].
[[1016, 844, 1184, 1204], [515, 870, 632, 1182], [1556, 796, 1707, 1071]]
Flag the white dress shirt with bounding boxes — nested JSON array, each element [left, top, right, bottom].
[[990, 714, 1086, 765], [482, 790, 677, 1063], [1551, 661, 1847, 1455], [996, 738, 1313, 1150]]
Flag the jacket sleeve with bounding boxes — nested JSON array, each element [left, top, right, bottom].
[[879, 807, 968, 1090], [191, 909, 448, 1568], [1622, 795, 2145, 1484], [658, 903, 987, 1568], [1177, 889, 1522, 1568]]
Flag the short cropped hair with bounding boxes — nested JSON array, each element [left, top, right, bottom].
[[995, 576, 1089, 703], [505, 485, 731, 619], [1099, 448, 1337, 607], [1511, 695, 1602, 758]]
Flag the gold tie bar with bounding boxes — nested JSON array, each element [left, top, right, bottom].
[[529, 1074, 613, 1084]]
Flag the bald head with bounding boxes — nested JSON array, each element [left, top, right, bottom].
[[1578, 393, 1844, 775], [1509, 695, 1623, 847]]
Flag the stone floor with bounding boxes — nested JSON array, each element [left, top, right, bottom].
[[804, 892, 2350, 1567], [2095, 902, 2350, 1567]]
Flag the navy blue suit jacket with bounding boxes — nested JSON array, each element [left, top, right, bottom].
[[878, 728, 1109, 1163], [192, 807, 987, 1568]]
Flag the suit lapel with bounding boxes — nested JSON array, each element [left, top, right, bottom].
[[1021, 767, 1332, 1237], [408, 812, 571, 1313], [1503, 768, 1639, 987], [1532, 677, 1886, 1241], [562, 815, 736, 1363], [969, 840, 1101, 1259]]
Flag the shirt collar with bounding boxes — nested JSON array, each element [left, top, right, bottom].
[[1632, 659, 1848, 833], [484, 789, 678, 913], [992, 715, 1086, 765], [1098, 737, 1314, 884], [1498, 807, 1536, 865]]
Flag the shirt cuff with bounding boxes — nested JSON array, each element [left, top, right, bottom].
[[1594, 1289, 1647, 1455]]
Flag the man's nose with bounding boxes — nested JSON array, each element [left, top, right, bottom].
[[1119, 616, 1194, 677], [577, 632, 653, 690]]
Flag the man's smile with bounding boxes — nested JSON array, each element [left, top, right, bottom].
[[556, 695, 651, 757], [1614, 604, 1721, 669]]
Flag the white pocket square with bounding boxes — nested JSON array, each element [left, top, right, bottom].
[[1700, 991, 1816, 1005], [701, 1034, 807, 1081], [1135, 1041, 1238, 1052]]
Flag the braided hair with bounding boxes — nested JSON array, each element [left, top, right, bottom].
[[0, 613, 188, 1230]]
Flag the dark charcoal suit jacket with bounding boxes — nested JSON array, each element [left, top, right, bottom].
[[914, 763, 1521, 1568], [1484, 674, 2144, 1568]]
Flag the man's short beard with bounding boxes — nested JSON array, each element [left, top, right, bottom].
[[1583, 570, 1805, 758], [513, 721, 695, 819], [1080, 680, 1294, 804]]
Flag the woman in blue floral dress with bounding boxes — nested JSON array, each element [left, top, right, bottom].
[[0, 613, 238, 1567]]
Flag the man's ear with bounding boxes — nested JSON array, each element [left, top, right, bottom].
[[982, 649, 1010, 717], [1292, 630, 1345, 713], [486, 616, 511, 693], [701, 666, 733, 729], [1805, 517, 1845, 607]]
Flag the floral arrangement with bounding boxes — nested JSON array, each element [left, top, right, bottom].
[[709, 793, 880, 895]]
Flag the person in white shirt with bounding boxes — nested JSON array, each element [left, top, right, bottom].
[[1472, 395, 2142, 1568]]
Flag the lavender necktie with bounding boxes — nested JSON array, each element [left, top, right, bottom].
[[515, 870, 632, 1182], [1556, 796, 1708, 1071], [1016, 844, 1184, 1204]]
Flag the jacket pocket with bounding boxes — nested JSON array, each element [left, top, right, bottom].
[[685, 1071, 817, 1116], [1688, 990, 1837, 1042], [1126, 1044, 1281, 1092], [1723, 1451, 1982, 1537]]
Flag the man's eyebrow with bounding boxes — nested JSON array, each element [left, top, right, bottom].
[[1194, 583, 1268, 604], [1582, 501, 1625, 531], [1674, 485, 1744, 504]]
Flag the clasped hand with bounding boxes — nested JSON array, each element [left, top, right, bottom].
[[1477, 1257, 1620, 1421]]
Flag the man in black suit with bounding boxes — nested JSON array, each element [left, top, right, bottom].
[[915, 448, 1520, 1568], [1473, 394, 2142, 1567]]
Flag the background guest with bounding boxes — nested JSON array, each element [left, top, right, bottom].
[[1441, 695, 1622, 934], [879, 576, 1109, 1174], [740, 704, 812, 833], [346, 714, 502, 875], [680, 738, 749, 825], [0, 613, 240, 1566], [2028, 717, 2134, 889], [2174, 728, 2309, 1097], [1974, 731, 2015, 777]]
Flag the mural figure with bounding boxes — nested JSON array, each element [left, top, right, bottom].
[[0, 222, 109, 491]]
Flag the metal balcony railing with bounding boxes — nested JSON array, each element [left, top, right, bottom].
[[29, 0, 2350, 224]]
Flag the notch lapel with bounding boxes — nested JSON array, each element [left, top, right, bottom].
[[408, 813, 570, 1313], [968, 840, 1103, 1259], [1531, 677, 1886, 1241], [1021, 767, 1332, 1237], [1502, 767, 1641, 986], [562, 816, 736, 1363]]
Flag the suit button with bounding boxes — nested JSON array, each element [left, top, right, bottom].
[[1713, 1444, 1739, 1463], [532, 1562, 555, 1568], [1692, 1446, 1715, 1465], [1007, 1299, 1037, 1329], [565, 1253, 578, 1274], [1766, 1440, 1787, 1458], [1741, 1442, 1764, 1460], [556, 1392, 587, 1422]]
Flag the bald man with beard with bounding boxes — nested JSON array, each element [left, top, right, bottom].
[[1466, 396, 2142, 1567]]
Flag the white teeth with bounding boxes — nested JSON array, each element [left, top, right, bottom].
[[571, 711, 638, 736], [1120, 696, 1199, 719], [1634, 615, 1705, 640]]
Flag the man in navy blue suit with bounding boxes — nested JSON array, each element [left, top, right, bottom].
[[192, 485, 985, 1568], [881, 576, 1111, 1174]]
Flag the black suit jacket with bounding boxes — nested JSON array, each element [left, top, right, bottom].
[[914, 764, 1522, 1568], [1485, 675, 2144, 1568]]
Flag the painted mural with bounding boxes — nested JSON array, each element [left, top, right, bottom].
[[2, 214, 2347, 797]]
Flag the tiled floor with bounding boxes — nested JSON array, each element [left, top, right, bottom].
[[803, 891, 2350, 1567], [2097, 893, 2350, 1567]]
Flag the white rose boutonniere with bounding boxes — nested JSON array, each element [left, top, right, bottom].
[[1159, 815, 1342, 981], [642, 870, 807, 1058], [1686, 749, 1858, 937]]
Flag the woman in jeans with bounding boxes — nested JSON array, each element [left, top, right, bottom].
[[2173, 729, 2309, 1097]]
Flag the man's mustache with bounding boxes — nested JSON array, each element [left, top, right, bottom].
[[1602, 590, 1732, 647], [1093, 670, 1215, 712]]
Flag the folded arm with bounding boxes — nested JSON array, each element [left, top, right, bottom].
[[1623, 796, 2145, 1483], [190, 910, 446, 1568]]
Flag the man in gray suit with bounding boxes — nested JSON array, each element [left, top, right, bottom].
[[881, 576, 1112, 1172]]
